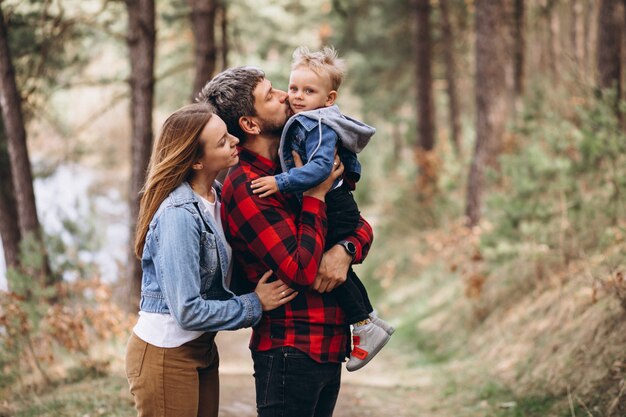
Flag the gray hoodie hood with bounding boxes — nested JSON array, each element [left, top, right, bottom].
[[285, 105, 376, 154]]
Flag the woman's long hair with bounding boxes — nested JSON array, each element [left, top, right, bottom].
[[134, 103, 215, 259]]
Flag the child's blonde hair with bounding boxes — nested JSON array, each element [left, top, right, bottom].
[[291, 46, 346, 91]]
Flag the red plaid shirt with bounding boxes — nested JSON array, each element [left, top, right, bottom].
[[221, 147, 374, 363]]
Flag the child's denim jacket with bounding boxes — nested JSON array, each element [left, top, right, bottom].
[[276, 105, 375, 195], [139, 181, 261, 332]]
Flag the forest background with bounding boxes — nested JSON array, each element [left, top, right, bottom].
[[1, 0, 626, 416]]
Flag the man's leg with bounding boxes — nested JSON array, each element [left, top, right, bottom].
[[312, 367, 341, 417], [252, 347, 342, 417]]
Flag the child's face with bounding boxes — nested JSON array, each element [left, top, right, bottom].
[[288, 67, 336, 113]]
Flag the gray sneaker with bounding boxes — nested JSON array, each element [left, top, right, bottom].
[[369, 314, 395, 335], [346, 321, 391, 372]]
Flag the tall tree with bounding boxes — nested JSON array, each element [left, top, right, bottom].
[[0, 128, 21, 271], [414, 0, 437, 196], [466, 0, 513, 227], [439, 0, 461, 154], [513, 0, 525, 97], [125, 0, 156, 306], [546, 1, 561, 82], [218, 0, 228, 71], [189, 0, 217, 100], [0, 3, 51, 282], [597, 0, 623, 98], [570, 0, 584, 71]]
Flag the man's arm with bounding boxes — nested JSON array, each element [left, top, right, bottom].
[[343, 215, 374, 264], [224, 179, 327, 292], [313, 215, 374, 293]]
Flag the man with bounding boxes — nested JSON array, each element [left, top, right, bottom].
[[198, 66, 373, 417]]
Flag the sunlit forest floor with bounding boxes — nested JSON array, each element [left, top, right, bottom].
[[2, 324, 524, 417], [7, 213, 624, 417]]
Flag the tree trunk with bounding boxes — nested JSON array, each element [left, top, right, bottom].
[[466, 0, 513, 227], [513, 0, 525, 97], [189, 0, 217, 101], [548, 1, 560, 83], [126, 0, 156, 308], [0, 3, 51, 282], [571, 0, 584, 70], [218, 0, 228, 71], [583, 0, 595, 78], [0, 126, 21, 272], [414, 0, 437, 197], [539, 0, 560, 83], [597, 0, 623, 94], [439, 0, 462, 154]]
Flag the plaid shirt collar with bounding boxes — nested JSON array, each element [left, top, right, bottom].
[[237, 146, 278, 176]]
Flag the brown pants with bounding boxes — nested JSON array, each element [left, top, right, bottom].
[[125, 332, 219, 417]]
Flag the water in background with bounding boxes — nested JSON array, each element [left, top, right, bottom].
[[0, 165, 128, 291]]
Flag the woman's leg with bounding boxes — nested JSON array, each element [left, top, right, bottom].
[[126, 332, 167, 417], [197, 341, 220, 417], [126, 332, 218, 417]]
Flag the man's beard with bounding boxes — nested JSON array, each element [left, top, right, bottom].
[[259, 118, 285, 136]]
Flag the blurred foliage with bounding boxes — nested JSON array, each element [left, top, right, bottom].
[[2, 0, 93, 119], [0, 268, 130, 392], [483, 86, 626, 267]]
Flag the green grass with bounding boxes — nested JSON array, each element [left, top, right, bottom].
[[8, 375, 134, 417], [474, 381, 562, 417]]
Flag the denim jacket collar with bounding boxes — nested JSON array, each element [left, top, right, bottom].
[[169, 181, 231, 288]]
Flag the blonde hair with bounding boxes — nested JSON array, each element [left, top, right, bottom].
[[134, 103, 214, 258], [291, 46, 346, 91]]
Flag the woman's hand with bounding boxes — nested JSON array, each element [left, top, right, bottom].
[[254, 270, 298, 311], [300, 151, 344, 201]]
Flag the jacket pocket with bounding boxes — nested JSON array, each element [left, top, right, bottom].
[[199, 231, 218, 273], [199, 231, 220, 294]]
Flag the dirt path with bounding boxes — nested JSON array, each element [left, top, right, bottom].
[[215, 330, 445, 417]]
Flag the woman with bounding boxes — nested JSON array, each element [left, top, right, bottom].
[[125, 103, 298, 417]]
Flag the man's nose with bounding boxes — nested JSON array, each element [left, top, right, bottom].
[[277, 90, 288, 102]]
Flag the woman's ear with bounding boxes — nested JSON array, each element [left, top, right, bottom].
[[192, 161, 203, 170], [239, 116, 261, 135], [325, 91, 337, 107]]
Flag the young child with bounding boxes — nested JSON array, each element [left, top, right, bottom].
[[250, 46, 394, 371]]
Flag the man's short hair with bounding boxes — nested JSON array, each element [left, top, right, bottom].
[[291, 46, 346, 91], [196, 66, 265, 141]]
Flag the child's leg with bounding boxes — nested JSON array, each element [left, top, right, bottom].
[[332, 269, 371, 324], [346, 270, 394, 335], [345, 269, 373, 315], [324, 184, 360, 250]]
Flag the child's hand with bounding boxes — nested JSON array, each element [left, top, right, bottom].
[[251, 176, 279, 198]]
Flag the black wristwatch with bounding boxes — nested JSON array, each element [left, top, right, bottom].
[[338, 240, 356, 259]]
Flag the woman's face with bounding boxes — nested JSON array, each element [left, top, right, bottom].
[[197, 114, 240, 174]]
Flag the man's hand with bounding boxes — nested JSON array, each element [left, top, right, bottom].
[[313, 244, 352, 293], [251, 176, 279, 198]]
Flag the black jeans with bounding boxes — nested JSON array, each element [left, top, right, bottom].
[[252, 347, 342, 417], [325, 184, 373, 324]]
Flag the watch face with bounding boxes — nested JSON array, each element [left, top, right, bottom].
[[344, 241, 356, 254]]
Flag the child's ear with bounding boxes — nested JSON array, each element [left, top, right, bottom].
[[239, 116, 261, 135], [325, 91, 337, 107]]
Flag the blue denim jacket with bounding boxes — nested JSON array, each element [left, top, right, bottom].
[[139, 181, 262, 332], [276, 106, 375, 195]]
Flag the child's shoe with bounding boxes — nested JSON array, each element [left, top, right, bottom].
[[369, 313, 395, 335], [346, 321, 391, 372]]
